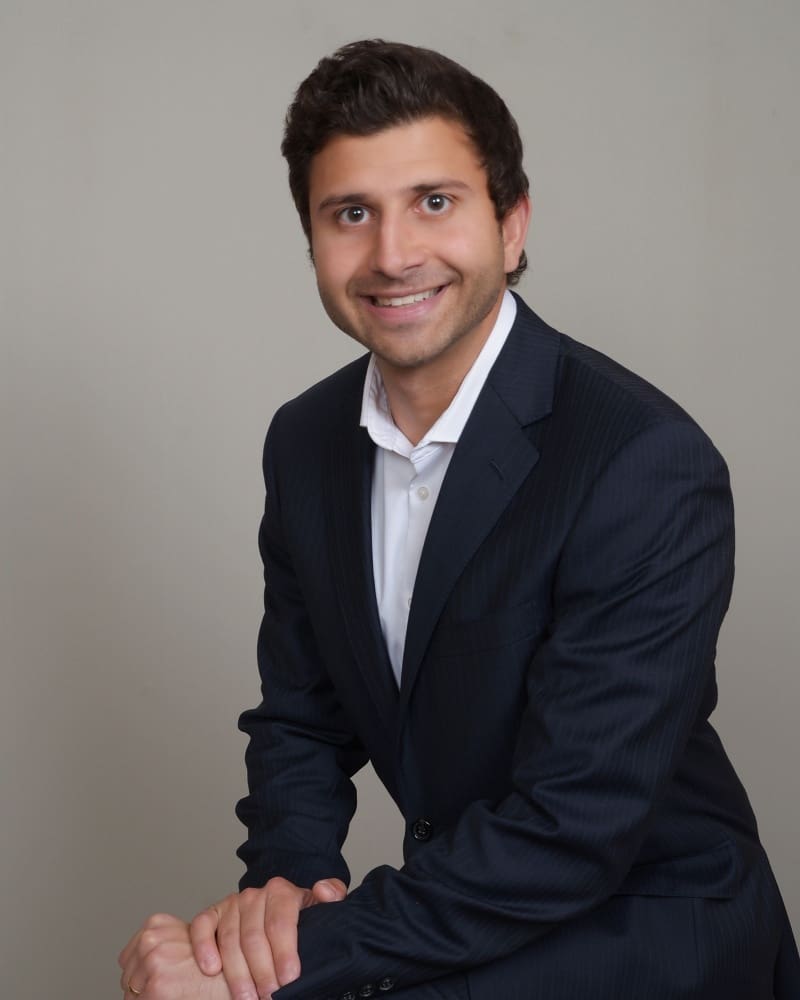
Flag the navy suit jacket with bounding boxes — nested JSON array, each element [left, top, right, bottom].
[[236, 295, 798, 999]]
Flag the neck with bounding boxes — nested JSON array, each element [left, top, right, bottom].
[[377, 364, 463, 445], [377, 301, 504, 445]]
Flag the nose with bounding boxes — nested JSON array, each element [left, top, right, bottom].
[[370, 212, 425, 278]]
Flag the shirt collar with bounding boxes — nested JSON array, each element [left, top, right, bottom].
[[360, 290, 517, 455]]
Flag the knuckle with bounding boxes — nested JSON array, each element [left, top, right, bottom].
[[218, 909, 238, 931], [230, 982, 259, 1000], [142, 940, 170, 972], [266, 876, 290, 893], [202, 894, 233, 921], [145, 912, 168, 929], [228, 977, 258, 1000], [240, 886, 263, 904], [147, 971, 168, 998], [240, 927, 267, 950], [255, 971, 279, 991], [265, 909, 293, 932], [139, 929, 160, 952], [277, 957, 300, 984], [196, 906, 219, 928], [263, 915, 282, 936], [218, 925, 242, 949], [264, 919, 296, 951]]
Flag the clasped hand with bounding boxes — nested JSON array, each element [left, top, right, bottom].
[[119, 876, 346, 999]]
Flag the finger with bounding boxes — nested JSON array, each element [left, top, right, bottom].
[[131, 938, 193, 997], [118, 928, 142, 973], [190, 905, 223, 976], [120, 928, 149, 991], [264, 882, 305, 987], [118, 913, 179, 968], [238, 890, 280, 999], [120, 949, 145, 997], [216, 901, 262, 1000], [119, 916, 187, 992], [311, 878, 347, 903]]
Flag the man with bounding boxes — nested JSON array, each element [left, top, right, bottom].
[[120, 40, 799, 1000]]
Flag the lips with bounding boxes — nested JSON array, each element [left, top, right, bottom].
[[368, 286, 444, 307]]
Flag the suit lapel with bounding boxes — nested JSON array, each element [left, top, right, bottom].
[[325, 382, 399, 730], [399, 297, 561, 710]]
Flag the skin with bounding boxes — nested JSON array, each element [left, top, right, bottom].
[[118, 913, 231, 1000], [308, 116, 529, 443], [189, 877, 346, 999], [118, 115, 530, 1000], [119, 877, 345, 1000]]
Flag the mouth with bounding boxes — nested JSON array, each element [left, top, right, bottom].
[[367, 286, 445, 308]]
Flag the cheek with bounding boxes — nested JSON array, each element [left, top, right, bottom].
[[438, 217, 505, 271], [313, 256, 347, 300], [313, 238, 364, 295]]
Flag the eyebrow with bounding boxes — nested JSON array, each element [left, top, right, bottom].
[[316, 178, 472, 214]]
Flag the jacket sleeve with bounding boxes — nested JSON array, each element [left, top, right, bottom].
[[275, 419, 736, 999], [236, 408, 369, 891]]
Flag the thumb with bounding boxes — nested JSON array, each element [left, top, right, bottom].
[[311, 878, 347, 903]]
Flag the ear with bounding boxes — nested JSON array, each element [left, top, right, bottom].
[[501, 195, 532, 274]]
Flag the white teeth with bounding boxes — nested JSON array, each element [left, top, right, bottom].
[[374, 288, 439, 307]]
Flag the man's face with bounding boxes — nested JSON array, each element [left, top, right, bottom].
[[307, 116, 529, 376]]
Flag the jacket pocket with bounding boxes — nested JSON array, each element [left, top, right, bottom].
[[615, 839, 742, 899]]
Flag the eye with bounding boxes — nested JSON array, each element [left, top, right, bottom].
[[337, 205, 370, 225], [420, 193, 451, 214]]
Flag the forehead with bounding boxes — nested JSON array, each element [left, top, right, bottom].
[[308, 116, 488, 207]]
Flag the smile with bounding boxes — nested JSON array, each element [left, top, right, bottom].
[[370, 287, 443, 307]]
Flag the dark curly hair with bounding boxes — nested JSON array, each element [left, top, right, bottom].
[[282, 39, 530, 285]]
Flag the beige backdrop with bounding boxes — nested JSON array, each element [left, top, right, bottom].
[[1, 2, 797, 998]]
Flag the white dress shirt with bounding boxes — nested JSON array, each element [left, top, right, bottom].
[[360, 291, 517, 684]]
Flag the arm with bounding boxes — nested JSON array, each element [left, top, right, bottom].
[[236, 407, 370, 890], [120, 409, 364, 1000], [193, 409, 368, 997], [275, 419, 736, 999]]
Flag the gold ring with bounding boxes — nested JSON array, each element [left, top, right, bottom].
[[127, 981, 144, 996]]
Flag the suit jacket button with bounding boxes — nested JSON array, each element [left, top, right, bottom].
[[378, 977, 396, 991], [412, 818, 432, 841], [340, 993, 356, 1000], [358, 985, 376, 998]]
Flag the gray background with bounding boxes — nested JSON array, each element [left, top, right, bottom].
[[1, 2, 797, 997]]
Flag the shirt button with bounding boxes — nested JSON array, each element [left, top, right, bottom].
[[412, 818, 433, 841], [416, 485, 430, 500]]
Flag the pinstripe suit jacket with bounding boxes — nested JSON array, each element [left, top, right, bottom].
[[236, 295, 798, 999]]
